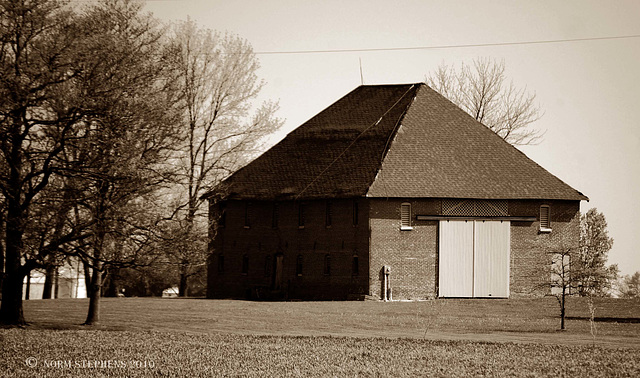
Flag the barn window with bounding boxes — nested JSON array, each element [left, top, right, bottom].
[[298, 203, 306, 229], [352, 254, 359, 276], [352, 200, 359, 226], [271, 202, 279, 229], [241, 254, 249, 275], [540, 205, 552, 233], [400, 202, 413, 230], [217, 255, 225, 273], [325, 201, 333, 227], [244, 202, 252, 228], [323, 254, 331, 275], [296, 254, 303, 276]]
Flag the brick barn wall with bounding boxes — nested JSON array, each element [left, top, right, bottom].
[[368, 198, 581, 300], [207, 198, 370, 300], [209, 197, 581, 300], [509, 200, 581, 297], [369, 199, 439, 300]]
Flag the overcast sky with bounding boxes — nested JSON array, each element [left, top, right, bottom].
[[145, 0, 640, 276]]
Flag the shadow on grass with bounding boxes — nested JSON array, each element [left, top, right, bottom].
[[565, 316, 640, 324], [20, 322, 131, 332]]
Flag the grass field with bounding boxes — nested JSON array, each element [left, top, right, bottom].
[[2, 297, 639, 376]]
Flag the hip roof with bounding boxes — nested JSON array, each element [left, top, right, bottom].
[[213, 83, 587, 202]]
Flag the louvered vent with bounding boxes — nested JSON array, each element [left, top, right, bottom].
[[401, 203, 412, 229], [540, 205, 550, 228], [442, 199, 508, 216]]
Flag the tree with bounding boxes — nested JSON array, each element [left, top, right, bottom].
[[547, 209, 618, 330], [549, 246, 573, 330], [22, 175, 79, 299], [426, 58, 543, 145], [0, 0, 180, 326], [618, 272, 640, 298], [64, 0, 181, 325], [0, 0, 90, 325], [165, 20, 281, 296], [0, 197, 5, 297], [159, 218, 207, 297], [576, 208, 617, 296]]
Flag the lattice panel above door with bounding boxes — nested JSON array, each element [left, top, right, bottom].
[[442, 199, 508, 216]]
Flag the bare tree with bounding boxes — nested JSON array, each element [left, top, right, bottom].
[[550, 247, 573, 330], [0, 196, 5, 297], [577, 208, 617, 297], [65, 0, 181, 325], [166, 20, 282, 296], [22, 174, 79, 299], [426, 58, 543, 145], [0, 0, 183, 325], [547, 209, 617, 331], [0, 0, 88, 325]]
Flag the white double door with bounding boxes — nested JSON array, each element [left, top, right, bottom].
[[438, 220, 510, 298]]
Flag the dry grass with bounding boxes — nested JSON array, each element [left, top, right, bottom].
[[19, 296, 640, 346], [1, 297, 638, 376], [1, 330, 639, 377]]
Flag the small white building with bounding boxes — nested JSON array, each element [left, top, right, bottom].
[[162, 286, 179, 298], [23, 257, 86, 299]]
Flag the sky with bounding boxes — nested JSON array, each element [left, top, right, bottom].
[[144, 0, 640, 276]]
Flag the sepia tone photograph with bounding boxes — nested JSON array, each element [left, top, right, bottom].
[[1, 0, 639, 376]]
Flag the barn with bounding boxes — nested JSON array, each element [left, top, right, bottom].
[[205, 83, 587, 300]]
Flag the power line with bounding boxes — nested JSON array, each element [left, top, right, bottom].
[[294, 84, 416, 201], [254, 34, 640, 55]]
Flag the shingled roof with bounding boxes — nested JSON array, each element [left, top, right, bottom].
[[216, 83, 587, 201]]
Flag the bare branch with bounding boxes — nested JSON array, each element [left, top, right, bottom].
[[426, 58, 544, 146]]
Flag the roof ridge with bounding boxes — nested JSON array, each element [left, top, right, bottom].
[[211, 85, 419, 195], [285, 84, 419, 140], [294, 84, 419, 200], [369, 85, 423, 198], [357, 82, 425, 87]]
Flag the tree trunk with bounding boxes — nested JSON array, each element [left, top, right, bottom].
[[560, 287, 566, 330], [42, 265, 56, 299], [142, 275, 150, 297], [84, 263, 103, 325], [83, 261, 92, 296], [178, 265, 188, 297], [0, 207, 5, 299], [42, 189, 72, 300], [0, 270, 25, 325], [54, 268, 60, 299], [177, 207, 197, 298], [25, 272, 31, 300], [0, 199, 27, 325], [560, 294, 565, 330], [85, 191, 107, 325], [103, 268, 120, 297]]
